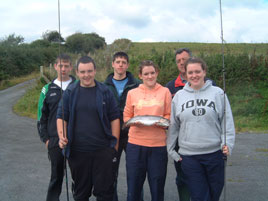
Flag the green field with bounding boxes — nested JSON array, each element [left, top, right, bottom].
[[129, 42, 268, 55]]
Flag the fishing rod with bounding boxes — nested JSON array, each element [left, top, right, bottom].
[[58, 0, 70, 200], [219, 0, 227, 201]]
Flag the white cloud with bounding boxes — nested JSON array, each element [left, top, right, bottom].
[[0, 0, 268, 43]]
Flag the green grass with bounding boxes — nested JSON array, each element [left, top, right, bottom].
[[129, 42, 268, 56], [234, 116, 268, 133], [13, 79, 45, 119], [228, 81, 268, 133], [256, 148, 268, 152], [0, 71, 40, 90]]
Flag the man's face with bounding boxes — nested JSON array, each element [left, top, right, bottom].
[[112, 57, 129, 77], [76, 62, 96, 87], [54, 60, 72, 81], [175, 51, 190, 74]]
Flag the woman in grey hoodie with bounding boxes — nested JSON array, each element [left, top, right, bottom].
[[167, 57, 235, 201]]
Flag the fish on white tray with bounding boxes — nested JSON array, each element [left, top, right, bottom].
[[123, 115, 170, 129]]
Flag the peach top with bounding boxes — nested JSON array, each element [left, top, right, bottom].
[[124, 83, 172, 147]]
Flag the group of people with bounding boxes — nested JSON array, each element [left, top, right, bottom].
[[37, 48, 235, 201]]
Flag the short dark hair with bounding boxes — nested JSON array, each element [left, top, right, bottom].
[[55, 53, 71, 65], [175, 48, 192, 57], [76, 56, 96, 70], [113, 51, 129, 63], [139, 60, 159, 74], [185, 57, 207, 72]]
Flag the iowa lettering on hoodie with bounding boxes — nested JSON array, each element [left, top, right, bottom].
[[181, 99, 216, 115]]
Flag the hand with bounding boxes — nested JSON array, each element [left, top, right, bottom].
[[59, 137, 68, 149], [45, 140, 49, 149], [222, 145, 229, 156], [114, 146, 118, 152]]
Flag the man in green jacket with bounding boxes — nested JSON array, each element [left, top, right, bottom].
[[104, 51, 141, 201], [37, 53, 75, 201]]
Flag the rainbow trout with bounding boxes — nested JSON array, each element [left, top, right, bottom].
[[123, 115, 170, 129]]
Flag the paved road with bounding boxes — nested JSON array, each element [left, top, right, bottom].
[[0, 80, 267, 201]]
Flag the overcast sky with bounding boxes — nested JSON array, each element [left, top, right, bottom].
[[1, 0, 268, 44]]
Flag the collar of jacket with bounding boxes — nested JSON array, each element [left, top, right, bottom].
[[105, 71, 135, 85], [51, 75, 76, 85], [174, 73, 186, 87]]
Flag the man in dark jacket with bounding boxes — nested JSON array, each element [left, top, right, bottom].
[[37, 53, 75, 201], [104, 51, 141, 201], [57, 56, 120, 201]]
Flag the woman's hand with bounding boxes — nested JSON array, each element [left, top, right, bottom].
[[222, 145, 230, 156]]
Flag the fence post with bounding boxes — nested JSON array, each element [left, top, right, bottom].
[[49, 63, 52, 78], [40, 66, 43, 78]]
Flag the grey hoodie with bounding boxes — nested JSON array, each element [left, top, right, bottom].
[[167, 80, 235, 162]]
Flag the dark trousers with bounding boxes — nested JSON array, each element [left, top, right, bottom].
[[113, 136, 143, 201], [113, 137, 144, 201], [126, 143, 168, 201], [113, 136, 128, 201], [46, 146, 64, 201], [174, 161, 191, 201], [68, 148, 117, 201], [173, 141, 190, 201], [181, 150, 224, 201]]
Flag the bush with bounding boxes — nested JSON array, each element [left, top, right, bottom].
[[126, 48, 268, 87], [0, 44, 57, 81]]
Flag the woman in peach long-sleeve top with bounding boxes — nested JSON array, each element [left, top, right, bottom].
[[124, 60, 172, 201]]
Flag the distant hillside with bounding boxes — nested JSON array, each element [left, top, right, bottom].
[[129, 42, 268, 55]]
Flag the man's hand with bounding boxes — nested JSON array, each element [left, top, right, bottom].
[[59, 137, 68, 149], [45, 140, 49, 149], [57, 119, 68, 149]]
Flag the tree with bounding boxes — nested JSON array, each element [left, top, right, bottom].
[[42, 30, 64, 43], [30, 39, 51, 48], [0, 33, 24, 46], [65, 32, 106, 54], [65, 32, 84, 54]]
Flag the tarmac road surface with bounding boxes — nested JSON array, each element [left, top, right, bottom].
[[0, 80, 268, 201]]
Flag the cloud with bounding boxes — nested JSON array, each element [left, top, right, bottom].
[[0, 0, 267, 43], [222, 6, 268, 43]]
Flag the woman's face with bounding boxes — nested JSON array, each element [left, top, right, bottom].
[[139, 65, 158, 89], [186, 63, 206, 90]]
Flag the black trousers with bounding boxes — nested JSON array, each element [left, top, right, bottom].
[[46, 146, 64, 201], [68, 147, 117, 201]]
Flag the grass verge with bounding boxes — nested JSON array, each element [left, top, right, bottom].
[[13, 79, 45, 119], [0, 71, 40, 90], [228, 81, 268, 133]]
